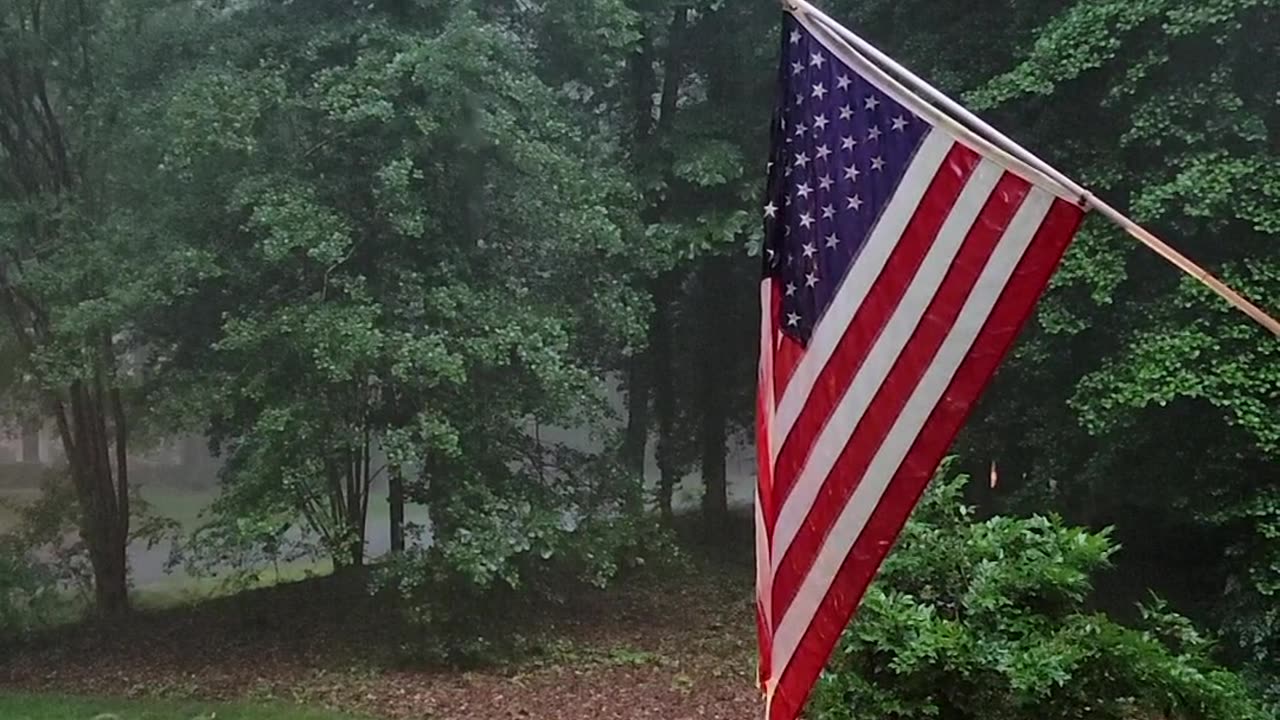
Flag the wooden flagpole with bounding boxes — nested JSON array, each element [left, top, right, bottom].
[[785, 0, 1280, 338]]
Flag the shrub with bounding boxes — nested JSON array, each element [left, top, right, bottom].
[[810, 462, 1271, 720], [0, 536, 58, 638], [1, 473, 180, 633], [370, 484, 679, 665]]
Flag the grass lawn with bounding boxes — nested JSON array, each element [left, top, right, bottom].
[[0, 484, 213, 535], [136, 483, 215, 528], [0, 487, 40, 533], [0, 693, 375, 720], [132, 558, 336, 610]]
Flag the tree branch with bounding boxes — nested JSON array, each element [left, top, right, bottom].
[[655, 7, 689, 142]]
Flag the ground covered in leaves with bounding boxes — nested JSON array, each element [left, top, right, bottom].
[[0, 560, 759, 719]]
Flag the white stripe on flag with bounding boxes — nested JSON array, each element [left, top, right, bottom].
[[770, 160, 1005, 564], [770, 188, 1056, 675], [770, 130, 953, 461], [756, 279, 777, 631]]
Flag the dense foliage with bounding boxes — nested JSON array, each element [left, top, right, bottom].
[[0, 538, 52, 637], [811, 467, 1271, 720], [369, 508, 677, 663], [144, 1, 648, 575]]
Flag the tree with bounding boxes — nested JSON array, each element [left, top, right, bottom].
[[505, 0, 775, 525], [144, 0, 649, 577], [0, 0, 178, 615], [965, 0, 1280, 684]]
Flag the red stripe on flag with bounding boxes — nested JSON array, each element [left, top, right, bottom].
[[773, 335, 805, 399], [770, 170, 1032, 620], [756, 378, 776, 689], [766, 197, 1083, 720], [771, 143, 980, 507]]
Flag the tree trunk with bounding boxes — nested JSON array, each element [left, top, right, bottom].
[[54, 373, 131, 617], [698, 259, 731, 537], [180, 434, 206, 467], [347, 537, 364, 568], [344, 452, 367, 569], [389, 464, 406, 554], [422, 454, 450, 542], [626, 10, 688, 518], [621, 26, 657, 485], [21, 420, 41, 464], [651, 275, 679, 524], [87, 526, 129, 615], [621, 351, 651, 480]]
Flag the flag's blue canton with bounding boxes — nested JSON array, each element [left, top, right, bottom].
[[763, 16, 930, 344]]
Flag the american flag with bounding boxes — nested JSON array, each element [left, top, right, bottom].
[[756, 10, 1086, 720]]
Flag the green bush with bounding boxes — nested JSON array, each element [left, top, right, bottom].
[[0, 475, 181, 635], [370, 484, 679, 665], [0, 536, 58, 638], [810, 462, 1271, 720], [1, 475, 78, 636]]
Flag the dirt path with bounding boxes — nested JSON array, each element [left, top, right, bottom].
[[0, 563, 761, 719]]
